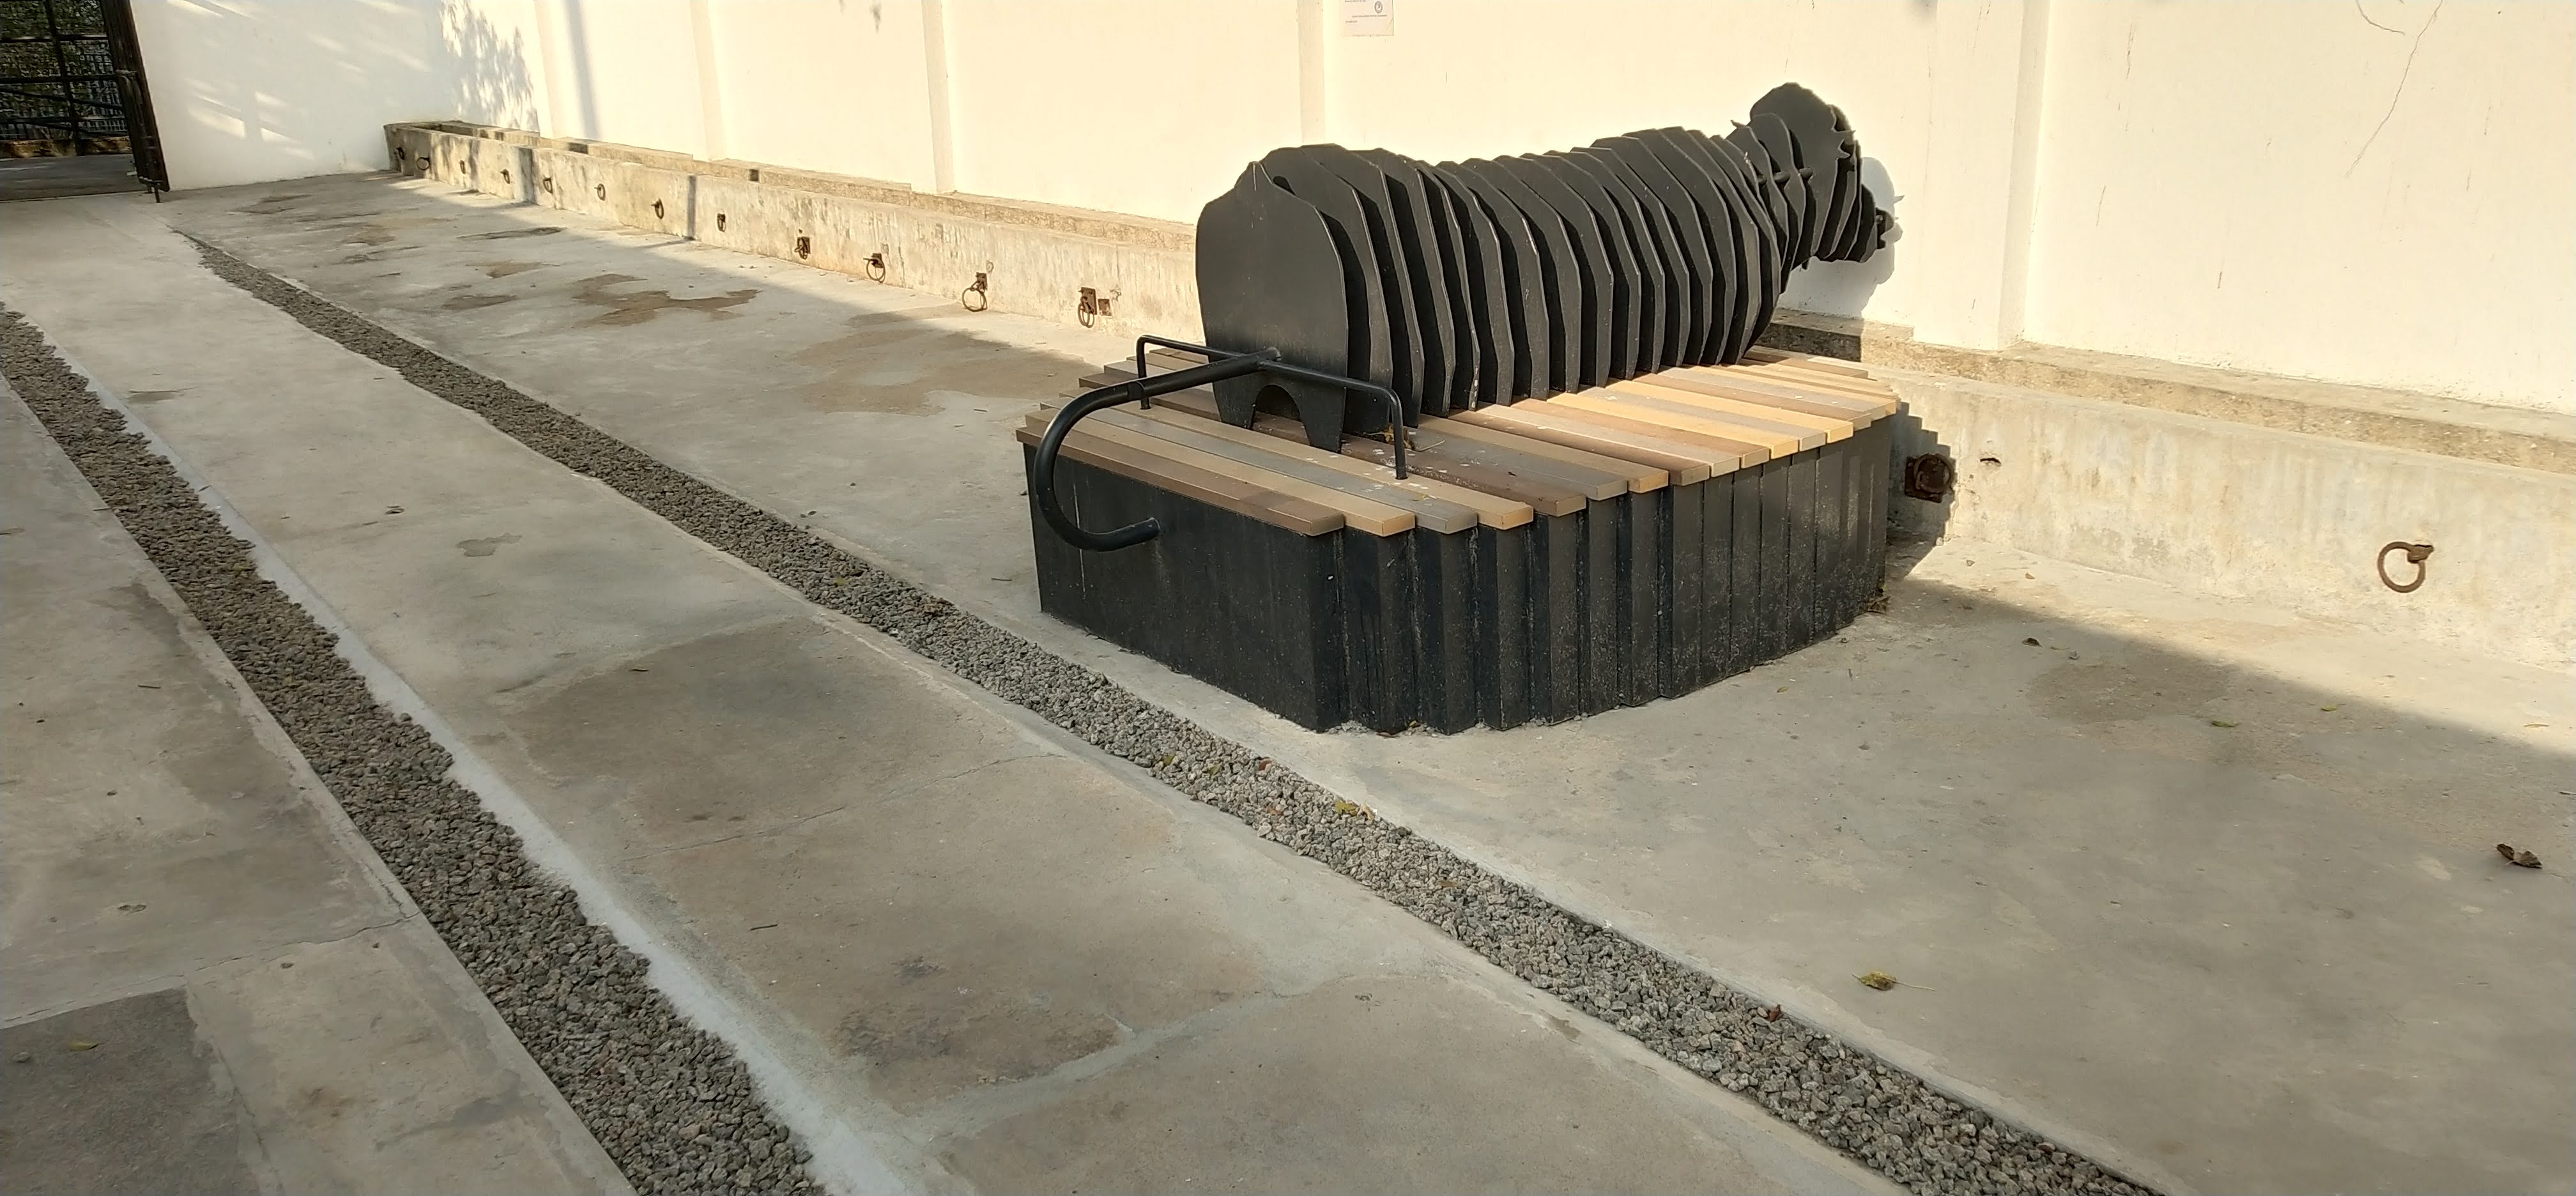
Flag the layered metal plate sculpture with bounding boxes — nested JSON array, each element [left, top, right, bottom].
[[1025, 84, 1897, 732]]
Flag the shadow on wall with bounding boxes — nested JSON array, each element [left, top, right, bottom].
[[144, 0, 537, 190], [1777, 155, 1899, 318], [440, 1, 540, 135]]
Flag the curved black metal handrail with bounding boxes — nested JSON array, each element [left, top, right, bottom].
[[1130, 336, 1413, 475], [1031, 342, 1413, 553]]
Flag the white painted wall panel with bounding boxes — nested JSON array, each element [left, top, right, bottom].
[[531, 0, 709, 154], [941, 0, 1303, 223], [134, 0, 547, 190], [2021, 1, 2575, 412], [702, 0, 940, 188]]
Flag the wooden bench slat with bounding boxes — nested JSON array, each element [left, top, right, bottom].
[[1045, 414, 1422, 537], [1744, 346, 1872, 378], [1676, 364, 1899, 417], [1138, 348, 1885, 422], [1077, 410, 1482, 534], [1607, 378, 1857, 442], [1016, 426, 1346, 535], [1717, 360, 1898, 401], [1071, 374, 1596, 517], [1657, 368, 1888, 420], [1574, 388, 1825, 452], [1023, 414, 1418, 535], [1546, 390, 1816, 454], [1128, 352, 1664, 495], [1092, 365, 1637, 501], [1421, 415, 1666, 494], [1504, 400, 1775, 463], [1032, 405, 1501, 533], [1448, 404, 1736, 482]]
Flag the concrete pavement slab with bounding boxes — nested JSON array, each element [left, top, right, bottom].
[[2, 190, 1880, 1193], [114, 172, 2576, 1195], [0, 381, 627, 1194], [0, 990, 256, 1196]]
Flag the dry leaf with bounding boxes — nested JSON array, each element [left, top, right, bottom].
[[66, 1040, 97, 1052], [2497, 843, 2543, 870], [1760, 1004, 1783, 1022], [2210, 719, 2239, 728], [2021, 638, 2040, 647], [2320, 705, 2340, 712], [1332, 799, 1369, 818], [1857, 972, 1897, 992]]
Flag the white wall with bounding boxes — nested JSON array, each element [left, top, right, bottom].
[[528, 0, 709, 154], [701, 0, 942, 187], [942, 0, 1303, 222], [2021, 1, 2575, 413], [130, 0, 2575, 415], [133, 0, 545, 190]]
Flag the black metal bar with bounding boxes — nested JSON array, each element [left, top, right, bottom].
[[98, 0, 164, 191], [0, 111, 110, 132], [1130, 333, 1411, 479], [1029, 349, 1282, 552], [38, 0, 70, 137]]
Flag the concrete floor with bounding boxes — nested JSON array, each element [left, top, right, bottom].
[[1, 191, 1874, 1194], [4, 177, 2570, 1194], [0, 382, 627, 1193], [0, 154, 142, 203]]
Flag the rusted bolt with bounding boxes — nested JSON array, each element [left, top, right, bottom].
[[2377, 541, 2434, 593], [716, 212, 727, 231], [794, 234, 811, 259], [1901, 454, 1954, 502], [500, 168, 511, 183]]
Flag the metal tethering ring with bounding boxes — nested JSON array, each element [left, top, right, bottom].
[[2377, 541, 2434, 593]]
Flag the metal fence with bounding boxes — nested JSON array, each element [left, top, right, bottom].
[[1, 0, 126, 152]]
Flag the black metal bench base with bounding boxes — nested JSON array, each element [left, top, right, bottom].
[[1025, 420, 1888, 733]]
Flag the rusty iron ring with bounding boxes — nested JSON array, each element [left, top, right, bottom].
[[2377, 541, 2434, 593]]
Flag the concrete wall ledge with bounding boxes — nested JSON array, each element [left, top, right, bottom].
[[390, 121, 1198, 337], [428, 123, 1193, 254], [1759, 312, 2576, 477], [402, 119, 2564, 485]]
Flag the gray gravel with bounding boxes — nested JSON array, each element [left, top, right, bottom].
[[0, 307, 815, 1196], [80, 236, 2158, 1196]]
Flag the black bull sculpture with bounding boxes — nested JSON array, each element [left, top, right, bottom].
[[1195, 83, 1890, 450]]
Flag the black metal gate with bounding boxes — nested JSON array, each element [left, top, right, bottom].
[[0, 0, 163, 191]]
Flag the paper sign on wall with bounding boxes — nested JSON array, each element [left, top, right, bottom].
[[1342, 0, 1393, 36]]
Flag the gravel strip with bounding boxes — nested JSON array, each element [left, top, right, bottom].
[[180, 238, 2146, 1196], [0, 307, 816, 1196]]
